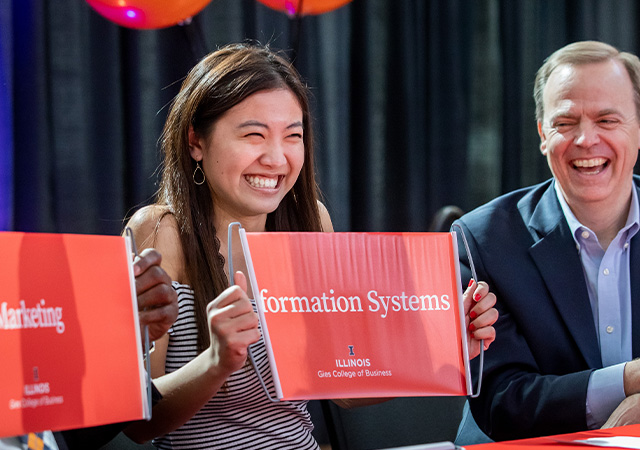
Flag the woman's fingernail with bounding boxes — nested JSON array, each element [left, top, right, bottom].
[[471, 332, 476, 339], [468, 279, 474, 288], [474, 293, 481, 302], [469, 323, 476, 332], [469, 310, 478, 319]]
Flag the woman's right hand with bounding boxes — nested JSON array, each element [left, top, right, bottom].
[[207, 271, 261, 376]]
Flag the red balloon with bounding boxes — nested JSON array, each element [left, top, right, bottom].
[[257, 0, 352, 16], [85, 0, 213, 29]]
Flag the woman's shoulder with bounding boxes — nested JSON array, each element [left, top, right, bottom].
[[317, 200, 334, 232], [126, 205, 174, 243], [125, 204, 185, 281]]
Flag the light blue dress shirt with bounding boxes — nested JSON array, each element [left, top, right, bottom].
[[555, 182, 639, 428]]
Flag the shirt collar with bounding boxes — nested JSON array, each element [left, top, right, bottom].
[[554, 179, 640, 246]]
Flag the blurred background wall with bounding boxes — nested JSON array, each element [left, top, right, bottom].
[[1, 0, 639, 234]]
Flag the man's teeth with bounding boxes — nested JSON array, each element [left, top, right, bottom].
[[573, 158, 607, 168], [246, 176, 277, 188]]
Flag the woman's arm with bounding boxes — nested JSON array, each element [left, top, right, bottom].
[[123, 207, 261, 443], [126, 271, 260, 443]]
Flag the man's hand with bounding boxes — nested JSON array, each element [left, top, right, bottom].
[[603, 393, 640, 428], [134, 248, 178, 342]]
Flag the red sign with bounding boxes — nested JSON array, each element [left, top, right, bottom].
[[0, 232, 148, 437], [240, 232, 471, 400]]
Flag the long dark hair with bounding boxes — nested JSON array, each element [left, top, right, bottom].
[[157, 43, 323, 351]]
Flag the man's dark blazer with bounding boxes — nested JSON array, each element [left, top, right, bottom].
[[454, 176, 640, 441]]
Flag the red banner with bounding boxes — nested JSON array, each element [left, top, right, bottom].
[[241, 231, 470, 400], [0, 232, 147, 437]]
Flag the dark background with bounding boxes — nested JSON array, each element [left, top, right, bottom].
[[2, 0, 639, 234]]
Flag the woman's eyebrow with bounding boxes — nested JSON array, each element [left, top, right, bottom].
[[236, 120, 303, 130], [286, 121, 304, 130], [237, 120, 268, 129]]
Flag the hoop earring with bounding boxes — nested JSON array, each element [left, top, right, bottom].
[[193, 161, 206, 186]]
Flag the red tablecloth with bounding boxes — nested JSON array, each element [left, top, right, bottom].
[[467, 425, 640, 450]]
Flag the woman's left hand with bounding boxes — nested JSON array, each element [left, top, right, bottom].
[[464, 279, 498, 359]]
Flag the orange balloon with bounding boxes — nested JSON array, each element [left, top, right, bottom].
[[85, 0, 213, 29], [257, 0, 352, 16]]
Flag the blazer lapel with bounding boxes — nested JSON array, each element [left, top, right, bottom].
[[525, 183, 602, 368]]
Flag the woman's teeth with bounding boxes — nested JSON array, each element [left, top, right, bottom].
[[246, 175, 277, 188]]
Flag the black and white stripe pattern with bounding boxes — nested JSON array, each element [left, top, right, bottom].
[[153, 282, 319, 450]]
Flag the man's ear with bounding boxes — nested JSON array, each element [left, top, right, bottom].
[[188, 126, 204, 160], [537, 120, 548, 155]]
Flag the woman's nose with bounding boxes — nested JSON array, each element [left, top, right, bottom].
[[259, 142, 287, 167]]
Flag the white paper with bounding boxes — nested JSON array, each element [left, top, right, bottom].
[[572, 437, 640, 449]]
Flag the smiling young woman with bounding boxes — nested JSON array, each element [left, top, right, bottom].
[[121, 42, 496, 450], [123, 43, 331, 450]]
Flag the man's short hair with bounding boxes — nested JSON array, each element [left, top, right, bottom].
[[534, 40, 640, 122]]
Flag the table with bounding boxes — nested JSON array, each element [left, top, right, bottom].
[[467, 424, 640, 450]]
